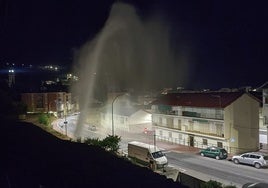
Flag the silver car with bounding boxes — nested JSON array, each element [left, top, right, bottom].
[[232, 152, 268, 169]]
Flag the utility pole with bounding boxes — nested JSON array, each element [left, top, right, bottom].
[[153, 131, 156, 151], [112, 93, 126, 136]]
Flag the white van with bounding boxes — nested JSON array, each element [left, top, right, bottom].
[[128, 141, 168, 169]]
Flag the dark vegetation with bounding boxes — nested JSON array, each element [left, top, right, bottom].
[[84, 135, 121, 154], [201, 180, 236, 188], [0, 118, 188, 187]]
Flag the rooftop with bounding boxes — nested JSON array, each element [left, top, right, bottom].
[[151, 91, 261, 108]]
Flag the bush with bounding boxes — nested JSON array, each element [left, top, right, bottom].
[[76, 137, 82, 143], [84, 135, 121, 154], [201, 180, 222, 188], [201, 180, 236, 188], [38, 114, 50, 126], [84, 138, 102, 147], [101, 135, 121, 153]]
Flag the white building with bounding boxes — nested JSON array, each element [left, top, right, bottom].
[[151, 91, 260, 154], [100, 104, 152, 134]]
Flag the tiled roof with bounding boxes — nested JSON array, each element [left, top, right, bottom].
[[151, 91, 258, 108]]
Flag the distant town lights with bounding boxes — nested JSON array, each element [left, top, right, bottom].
[[44, 65, 59, 71]]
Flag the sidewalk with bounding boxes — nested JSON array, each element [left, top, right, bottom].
[[156, 140, 200, 154]]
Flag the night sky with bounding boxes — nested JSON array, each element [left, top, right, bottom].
[[1, 0, 268, 90]]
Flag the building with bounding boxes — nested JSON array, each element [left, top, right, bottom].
[[100, 92, 152, 134], [21, 92, 73, 117], [151, 91, 260, 154], [100, 105, 152, 133]]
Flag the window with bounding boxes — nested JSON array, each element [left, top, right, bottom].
[[167, 118, 173, 128], [189, 120, 193, 131], [178, 119, 181, 130], [159, 130, 163, 136], [211, 149, 217, 152], [215, 124, 223, 137], [215, 109, 222, 119], [36, 94, 44, 108], [217, 142, 223, 148], [159, 117, 162, 125], [241, 154, 249, 158], [250, 155, 260, 159], [203, 139, 208, 145], [169, 132, 172, 138]]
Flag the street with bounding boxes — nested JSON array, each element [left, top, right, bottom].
[[166, 152, 268, 187], [52, 114, 268, 187]]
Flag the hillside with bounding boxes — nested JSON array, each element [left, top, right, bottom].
[[0, 119, 188, 188]]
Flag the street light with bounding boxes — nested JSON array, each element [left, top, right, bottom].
[[64, 100, 69, 136], [111, 93, 127, 136]]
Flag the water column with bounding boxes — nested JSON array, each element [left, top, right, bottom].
[[74, 13, 127, 139]]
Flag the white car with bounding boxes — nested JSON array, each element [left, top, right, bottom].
[[232, 152, 268, 169], [88, 125, 97, 131]]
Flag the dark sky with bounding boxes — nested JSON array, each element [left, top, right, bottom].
[[1, 0, 268, 89]]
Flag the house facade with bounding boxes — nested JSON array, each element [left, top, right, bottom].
[[100, 105, 152, 134], [151, 91, 260, 154], [21, 92, 72, 117], [260, 89, 268, 129]]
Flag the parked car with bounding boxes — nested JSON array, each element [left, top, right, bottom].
[[242, 182, 268, 188], [88, 125, 97, 131], [232, 152, 268, 169], [200, 146, 228, 160]]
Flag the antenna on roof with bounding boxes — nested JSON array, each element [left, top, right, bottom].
[[255, 81, 268, 91]]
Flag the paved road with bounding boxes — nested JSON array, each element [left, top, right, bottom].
[[52, 116, 268, 187], [166, 152, 268, 187]]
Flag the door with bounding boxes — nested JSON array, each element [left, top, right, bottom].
[[189, 135, 194, 147], [240, 154, 250, 164]]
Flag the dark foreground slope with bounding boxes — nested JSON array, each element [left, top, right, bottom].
[[0, 119, 187, 188]]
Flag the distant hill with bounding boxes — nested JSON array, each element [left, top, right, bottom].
[[0, 119, 188, 188]]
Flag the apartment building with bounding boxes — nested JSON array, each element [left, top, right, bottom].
[[21, 92, 72, 117], [151, 91, 260, 154]]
